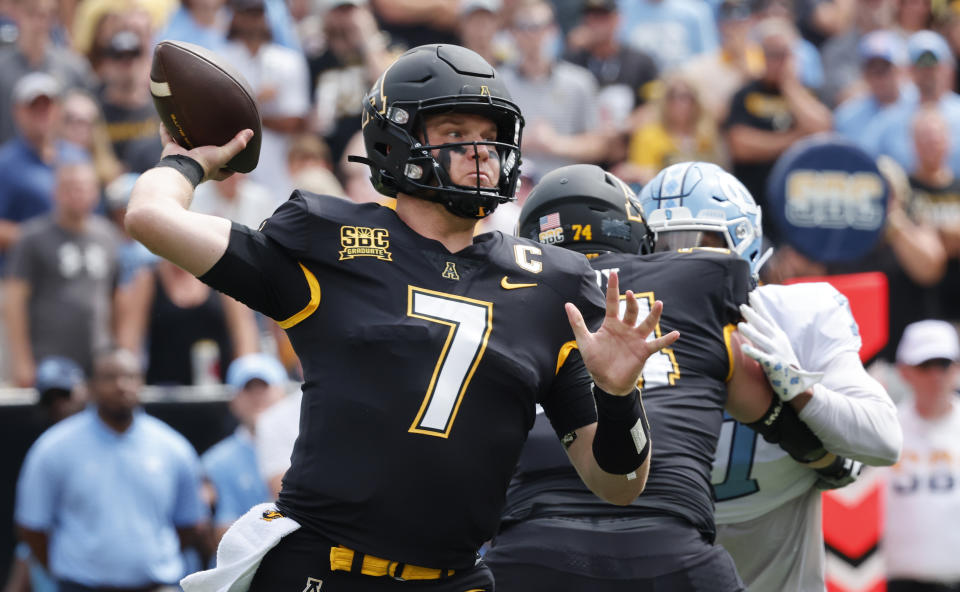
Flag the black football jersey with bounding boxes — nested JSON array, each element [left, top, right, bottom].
[[199, 192, 606, 568], [499, 249, 752, 541]]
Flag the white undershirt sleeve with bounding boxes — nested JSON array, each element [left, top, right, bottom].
[[797, 351, 902, 466]]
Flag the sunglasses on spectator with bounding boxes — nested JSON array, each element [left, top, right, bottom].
[[514, 20, 551, 31], [914, 358, 954, 371]]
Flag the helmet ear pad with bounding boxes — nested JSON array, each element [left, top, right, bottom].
[[517, 164, 652, 255]]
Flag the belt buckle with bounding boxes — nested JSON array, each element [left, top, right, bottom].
[[389, 562, 406, 582]]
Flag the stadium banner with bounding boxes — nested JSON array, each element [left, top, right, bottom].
[[767, 134, 889, 263]]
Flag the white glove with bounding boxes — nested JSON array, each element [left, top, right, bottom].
[[738, 291, 824, 402]]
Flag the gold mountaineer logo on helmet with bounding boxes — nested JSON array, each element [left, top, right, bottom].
[[339, 226, 393, 261]]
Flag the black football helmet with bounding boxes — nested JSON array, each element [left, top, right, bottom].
[[351, 44, 524, 219], [517, 164, 652, 255]]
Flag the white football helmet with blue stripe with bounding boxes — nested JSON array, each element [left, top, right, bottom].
[[637, 162, 771, 276]]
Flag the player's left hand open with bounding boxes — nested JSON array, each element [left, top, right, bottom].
[[738, 291, 823, 402], [566, 271, 680, 396]]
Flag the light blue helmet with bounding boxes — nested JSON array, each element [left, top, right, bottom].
[[637, 162, 769, 276]]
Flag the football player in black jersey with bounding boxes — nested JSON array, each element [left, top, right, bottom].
[[484, 164, 784, 592], [126, 45, 679, 591]]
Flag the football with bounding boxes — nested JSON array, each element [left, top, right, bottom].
[[150, 40, 262, 173]]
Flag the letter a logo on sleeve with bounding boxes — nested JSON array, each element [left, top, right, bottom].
[[302, 577, 323, 591]]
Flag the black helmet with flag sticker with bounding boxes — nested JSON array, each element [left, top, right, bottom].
[[351, 44, 524, 219], [517, 164, 652, 256]]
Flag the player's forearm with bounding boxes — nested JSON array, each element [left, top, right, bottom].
[[567, 418, 648, 505], [782, 81, 833, 133], [125, 168, 232, 277], [797, 357, 902, 465], [726, 126, 802, 163]]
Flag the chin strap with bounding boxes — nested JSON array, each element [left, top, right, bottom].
[[346, 155, 375, 166]]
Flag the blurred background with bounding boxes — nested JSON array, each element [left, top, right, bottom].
[[1, 0, 959, 590]]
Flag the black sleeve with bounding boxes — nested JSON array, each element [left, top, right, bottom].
[[724, 87, 752, 130], [723, 258, 753, 325], [199, 222, 310, 322], [541, 349, 598, 440]]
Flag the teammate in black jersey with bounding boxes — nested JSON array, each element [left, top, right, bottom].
[[484, 164, 780, 592], [126, 45, 678, 592]]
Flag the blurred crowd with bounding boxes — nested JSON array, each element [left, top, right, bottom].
[[1, 0, 960, 384], [2, 0, 960, 588]]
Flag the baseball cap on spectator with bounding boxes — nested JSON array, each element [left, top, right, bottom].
[[582, 0, 617, 12], [859, 30, 906, 66], [226, 353, 287, 390], [896, 320, 960, 366], [908, 30, 954, 67], [461, 0, 501, 15], [13, 72, 61, 105], [35, 356, 84, 398]]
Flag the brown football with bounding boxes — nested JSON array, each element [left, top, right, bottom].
[[150, 40, 262, 173]]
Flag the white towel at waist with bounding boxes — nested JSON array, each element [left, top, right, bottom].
[[181, 502, 301, 592]]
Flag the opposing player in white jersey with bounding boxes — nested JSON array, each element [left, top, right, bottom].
[[637, 161, 903, 592]]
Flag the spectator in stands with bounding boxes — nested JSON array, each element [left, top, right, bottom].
[[894, 0, 934, 37], [682, 0, 761, 122], [116, 258, 258, 386], [0, 0, 94, 144], [724, 17, 832, 244], [0, 73, 87, 265], [500, 0, 608, 174], [820, 0, 897, 106], [221, 0, 310, 201], [369, 0, 460, 48], [835, 30, 916, 148], [191, 172, 276, 228], [97, 27, 164, 173], [156, 0, 230, 50], [903, 107, 960, 323], [619, 72, 725, 185], [14, 348, 209, 590], [457, 0, 505, 67], [616, 0, 718, 72], [884, 320, 960, 591], [3, 160, 118, 385], [202, 353, 286, 543], [1, 356, 85, 592], [564, 0, 658, 134], [309, 0, 394, 165], [864, 31, 960, 178], [286, 133, 346, 197], [33, 356, 87, 426], [59, 89, 124, 188], [751, 0, 826, 91]]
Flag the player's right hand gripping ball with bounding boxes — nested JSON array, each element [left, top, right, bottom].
[[150, 40, 262, 173], [738, 292, 823, 402]]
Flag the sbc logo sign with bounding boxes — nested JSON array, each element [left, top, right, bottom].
[[767, 134, 889, 263], [339, 226, 392, 261]]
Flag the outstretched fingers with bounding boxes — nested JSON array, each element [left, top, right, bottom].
[[621, 290, 639, 328], [565, 302, 589, 345], [604, 271, 621, 320], [635, 299, 664, 339]]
